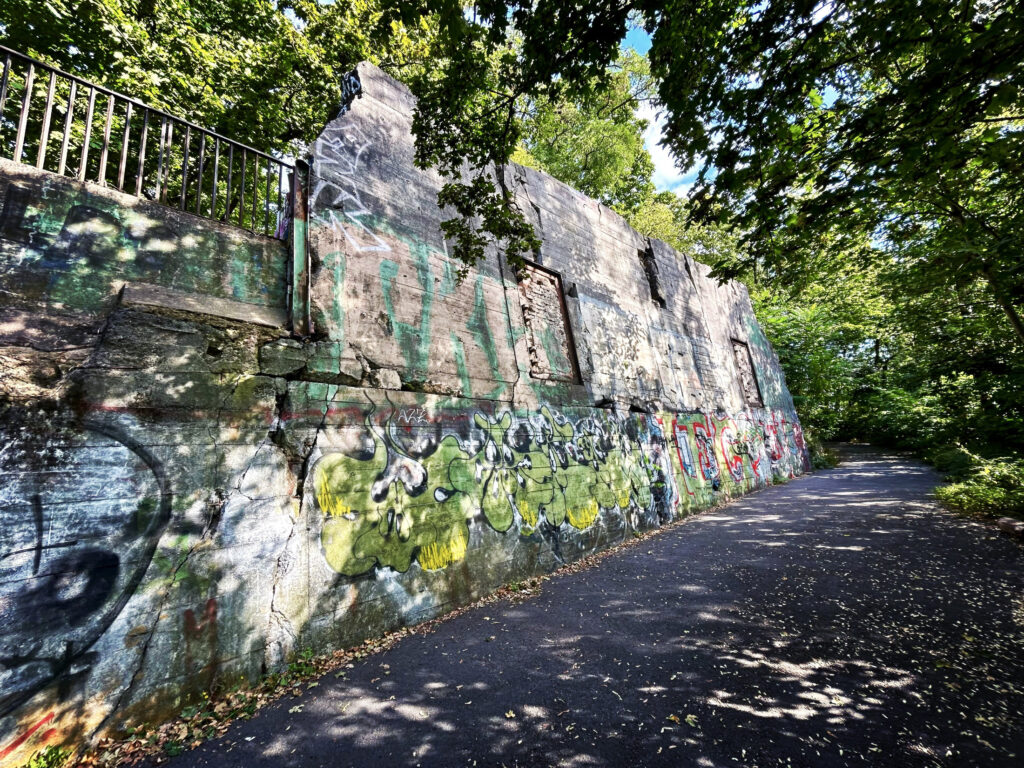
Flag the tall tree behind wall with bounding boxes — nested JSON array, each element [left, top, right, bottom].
[[387, 0, 1024, 348], [0, 0, 435, 154], [511, 49, 657, 217]]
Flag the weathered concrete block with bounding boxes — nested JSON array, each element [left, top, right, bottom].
[[304, 341, 364, 384], [259, 338, 310, 376], [366, 367, 402, 390]]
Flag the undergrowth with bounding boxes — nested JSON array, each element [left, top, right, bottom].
[[805, 430, 840, 470], [23, 746, 71, 768], [928, 444, 1024, 521]]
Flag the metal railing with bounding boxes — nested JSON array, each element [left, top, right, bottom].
[[0, 45, 293, 239]]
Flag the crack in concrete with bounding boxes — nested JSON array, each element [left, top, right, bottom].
[[262, 381, 334, 672], [88, 540, 198, 739]]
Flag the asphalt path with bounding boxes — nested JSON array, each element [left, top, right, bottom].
[[155, 446, 1024, 768]]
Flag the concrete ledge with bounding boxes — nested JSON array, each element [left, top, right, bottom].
[[121, 283, 288, 328]]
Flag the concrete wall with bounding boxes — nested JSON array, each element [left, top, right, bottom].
[[0, 63, 807, 764]]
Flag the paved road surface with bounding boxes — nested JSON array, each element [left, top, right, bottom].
[[155, 447, 1024, 767]]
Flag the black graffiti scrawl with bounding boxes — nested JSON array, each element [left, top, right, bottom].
[[0, 414, 171, 717]]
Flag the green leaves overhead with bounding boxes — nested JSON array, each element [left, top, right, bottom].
[[514, 50, 657, 216], [393, 0, 1024, 344], [0, 0, 435, 155]]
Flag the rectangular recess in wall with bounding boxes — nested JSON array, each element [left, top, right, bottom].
[[731, 338, 764, 408], [517, 261, 581, 383], [638, 245, 666, 308]]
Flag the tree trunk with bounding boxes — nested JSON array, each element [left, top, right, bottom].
[[978, 262, 1024, 348]]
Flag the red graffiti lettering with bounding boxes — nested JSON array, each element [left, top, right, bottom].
[[0, 712, 56, 760]]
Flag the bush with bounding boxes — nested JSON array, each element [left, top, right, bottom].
[[804, 429, 840, 469], [925, 443, 977, 479], [935, 456, 1024, 520]]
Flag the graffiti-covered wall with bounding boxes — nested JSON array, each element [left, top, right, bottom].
[[0, 63, 807, 764]]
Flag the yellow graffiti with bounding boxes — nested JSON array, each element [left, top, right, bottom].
[[567, 499, 599, 530], [317, 482, 352, 517], [616, 484, 631, 509], [417, 529, 469, 571], [519, 499, 539, 533]]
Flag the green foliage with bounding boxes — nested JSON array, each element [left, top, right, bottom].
[[627, 191, 745, 267], [23, 746, 70, 768], [803, 430, 839, 470], [163, 741, 184, 757], [287, 648, 317, 678], [0, 0, 435, 155], [515, 50, 657, 215], [935, 457, 1024, 520], [926, 444, 977, 480]]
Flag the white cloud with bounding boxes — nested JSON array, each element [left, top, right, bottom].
[[638, 102, 700, 196]]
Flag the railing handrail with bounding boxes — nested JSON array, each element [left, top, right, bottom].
[[0, 43, 296, 239], [0, 44, 292, 168]]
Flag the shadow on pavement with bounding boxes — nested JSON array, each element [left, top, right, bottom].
[[154, 448, 1024, 768]]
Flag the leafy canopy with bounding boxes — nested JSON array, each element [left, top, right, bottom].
[[388, 0, 1024, 342], [513, 49, 657, 216], [0, 0, 436, 155]]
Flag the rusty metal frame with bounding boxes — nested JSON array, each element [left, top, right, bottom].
[[730, 338, 765, 408]]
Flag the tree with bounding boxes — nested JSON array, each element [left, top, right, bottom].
[[389, 0, 1024, 344], [0, 0, 435, 155], [512, 50, 657, 215]]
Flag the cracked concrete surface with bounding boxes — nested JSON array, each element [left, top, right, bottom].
[[2, 63, 811, 764]]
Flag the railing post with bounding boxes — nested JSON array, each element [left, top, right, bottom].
[[0, 55, 11, 118], [78, 86, 96, 181], [135, 108, 149, 196], [181, 125, 191, 209], [36, 70, 56, 169], [211, 137, 221, 218], [264, 157, 272, 235], [195, 131, 206, 215], [225, 144, 233, 220], [117, 101, 132, 189], [289, 160, 311, 336], [13, 63, 34, 163], [98, 94, 114, 184], [57, 80, 76, 176], [250, 152, 259, 232], [238, 148, 247, 227]]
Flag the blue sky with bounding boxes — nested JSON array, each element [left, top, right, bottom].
[[623, 28, 701, 196], [623, 27, 652, 54]]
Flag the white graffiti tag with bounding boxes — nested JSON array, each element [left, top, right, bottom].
[[311, 124, 391, 253]]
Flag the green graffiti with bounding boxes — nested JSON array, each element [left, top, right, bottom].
[[327, 250, 346, 342], [468, 277, 500, 376], [380, 242, 434, 375], [309, 403, 810, 577], [450, 331, 472, 395]]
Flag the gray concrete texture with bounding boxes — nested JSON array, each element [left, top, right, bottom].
[[1, 62, 808, 763]]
